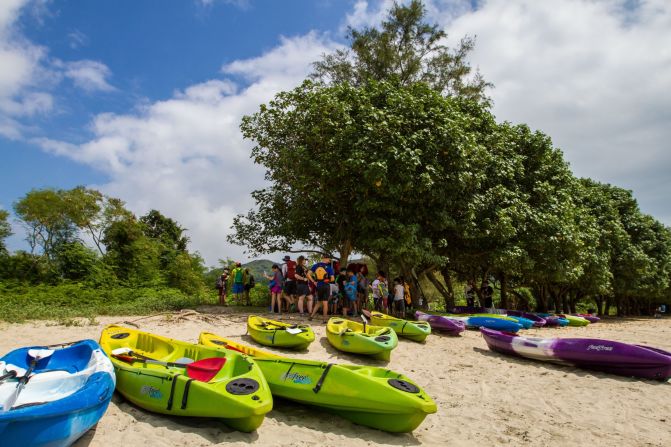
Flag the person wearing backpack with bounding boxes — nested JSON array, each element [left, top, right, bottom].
[[230, 262, 246, 304], [308, 255, 335, 323], [295, 255, 312, 315], [281, 255, 297, 312], [371, 271, 388, 312], [264, 264, 284, 314], [243, 268, 254, 306]]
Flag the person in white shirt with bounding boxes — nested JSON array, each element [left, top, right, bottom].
[[393, 277, 405, 317]]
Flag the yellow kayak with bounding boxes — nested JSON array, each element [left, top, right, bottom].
[[199, 332, 437, 432], [326, 317, 398, 361], [99, 325, 272, 432], [365, 311, 431, 342], [247, 315, 315, 350]]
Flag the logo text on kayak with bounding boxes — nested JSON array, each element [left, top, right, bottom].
[[587, 344, 613, 351]]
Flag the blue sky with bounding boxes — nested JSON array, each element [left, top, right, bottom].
[[1, 0, 670, 264]]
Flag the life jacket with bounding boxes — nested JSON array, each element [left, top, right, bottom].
[[404, 282, 412, 305], [284, 260, 296, 280], [232, 267, 244, 284], [314, 264, 331, 283]]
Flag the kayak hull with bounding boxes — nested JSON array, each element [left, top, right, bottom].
[[414, 311, 465, 335], [198, 333, 437, 433], [480, 328, 671, 380], [506, 310, 547, 327], [440, 314, 523, 333], [247, 315, 315, 350], [365, 311, 431, 342], [0, 340, 115, 447], [99, 325, 272, 432], [326, 318, 398, 360]]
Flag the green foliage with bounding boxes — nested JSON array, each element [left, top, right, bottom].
[[0, 210, 11, 253], [311, 0, 490, 103], [0, 282, 213, 323]]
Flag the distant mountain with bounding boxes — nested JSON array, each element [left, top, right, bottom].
[[242, 259, 275, 284]]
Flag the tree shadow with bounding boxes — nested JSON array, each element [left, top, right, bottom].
[[317, 337, 391, 366], [265, 397, 423, 446], [473, 347, 671, 384]]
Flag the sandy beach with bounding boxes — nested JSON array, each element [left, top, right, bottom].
[[1, 309, 669, 447]]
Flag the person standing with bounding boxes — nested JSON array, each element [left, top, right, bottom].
[[295, 255, 312, 315], [230, 262, 246, 304], [482, 280, 494, 309], [465, 280, 476, 308], [357, 271, 369, 310], [343, 267, 358, 317], [371, 271, 388, 312], [281, 255, 297, 312], [308, 255, 335, 323], [264, 264, 284, 314], [243, 268, 254, 306], [217, 268, 230, 306], [393, 277, 405, 317]]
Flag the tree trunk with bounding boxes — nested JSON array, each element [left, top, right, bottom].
[[594, 295, 604, 316], [534, 284, 548, 312], [604, 297, 612, 316], [499, 272, 508, 309], [337, 239, 352, 269], [426, 269, 453, 311], [440, 266, 456, 311]]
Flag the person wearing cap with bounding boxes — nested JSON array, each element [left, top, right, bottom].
[[230, 261, 246, 304], [294, 255, 312, 315], [218, 268, 230, 306], [281, 255, 297, 312], [308, 255, 335, 323]]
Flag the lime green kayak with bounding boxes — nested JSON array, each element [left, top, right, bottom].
[[199, 332, 437, 433], [100, 325, 272, 432], [326, 317, 397, 361], [559, 314, 590, 326], [365, 311, 431, 342], [247, 315, 315, 350]]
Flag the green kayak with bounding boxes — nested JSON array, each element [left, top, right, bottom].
[[364, 310, 431, 342], [100, 325, 273, 432], [326, 317, 398, 361], [247, 315, 315, 350], [199, 332, 437, 433]]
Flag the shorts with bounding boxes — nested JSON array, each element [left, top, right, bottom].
[[347, 293, 357, 302], [296, 283, 309, 296], [283, 280, 296, 295], [232, 283, 244, 294], [394, 300, 405, 312], [270, 285, 283, 294], [316, 284, 330, 301]]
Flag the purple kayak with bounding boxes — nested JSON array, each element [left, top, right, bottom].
[[415, 311, 466, 336], [506, 310, 547, 327], [480, 328, 671, 380], [574, 314, 600, 323], [450, 306, 487, 314]]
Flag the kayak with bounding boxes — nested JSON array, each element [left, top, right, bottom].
[[506, 310, 547, 327], [0, 339, 115, 447], [439, 314, 523, 333], [326, 318, 398, 361], [575, 314, 600, 323], [99, 325, 272, 432], [199, 332, 437, 432], [480, 328, 671, 380], [537, 314, 569, 327], [414, 311, 465, 336], [493, 315, 534, 329], [247, 315, 315, 350], [363, 311, 431, 342], [558, 314, 590, 327]]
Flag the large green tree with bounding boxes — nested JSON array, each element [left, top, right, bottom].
[[311, 0, 490, 103], [0, 210, 11, 254]]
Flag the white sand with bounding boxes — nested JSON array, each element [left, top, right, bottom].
[[0, 309, 669, 447]]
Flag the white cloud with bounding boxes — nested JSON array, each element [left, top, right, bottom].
[[67, 30, 88, 49], [433, 0, 671, 222], [60, 60, 115, 92], [35, 33, 341, 263]]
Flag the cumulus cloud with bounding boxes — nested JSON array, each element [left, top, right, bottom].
[[60, 60, 115, 92], [35, 33, 341, 263]]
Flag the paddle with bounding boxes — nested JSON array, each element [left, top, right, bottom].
[[111, 348, 225, 382], [1, 348, 54, 411], [361, 313, 368, 334]]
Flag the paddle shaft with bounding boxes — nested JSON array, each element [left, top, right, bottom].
[[2, 356, 39, 411]]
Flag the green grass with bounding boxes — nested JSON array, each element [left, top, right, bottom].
[[0, 281, 217, 323]]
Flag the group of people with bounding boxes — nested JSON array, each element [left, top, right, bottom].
[[216, 255, 415, 322], [248, 254, 412, 323], [215, 262, 256, 306], [464, 280, 494, 308]]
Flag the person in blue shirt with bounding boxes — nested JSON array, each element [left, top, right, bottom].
[[343, 267, 358, 317], [308, 255, 335, 323]]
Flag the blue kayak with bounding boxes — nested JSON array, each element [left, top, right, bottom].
[[0, 339, 115, 447], [505, 316, 534, 329], [444, 316, 523, 333]]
